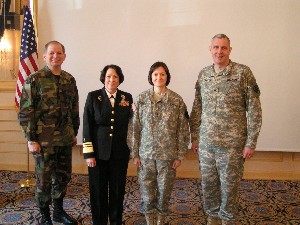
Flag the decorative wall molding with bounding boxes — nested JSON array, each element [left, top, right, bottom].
[[0, 80, 15, 92]]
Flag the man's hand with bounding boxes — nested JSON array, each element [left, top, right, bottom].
[[28, 141, 41, 153], [243, 147, 255, 160], [72, 137, 77, 147], [191, 142, 199, 153]]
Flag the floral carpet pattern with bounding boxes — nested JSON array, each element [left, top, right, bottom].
[[0, 170, 299, 225]]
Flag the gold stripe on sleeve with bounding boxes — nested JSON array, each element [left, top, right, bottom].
[[83, 142, 94, 153]]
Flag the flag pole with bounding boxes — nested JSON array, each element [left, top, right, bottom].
[[17, 1, 38, 188], [19, 145, 35, 187]]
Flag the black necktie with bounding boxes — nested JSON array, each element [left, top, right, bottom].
[[110, 95, 115, 107]]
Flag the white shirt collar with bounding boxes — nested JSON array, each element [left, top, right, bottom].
[[105, 89, 117, 98]]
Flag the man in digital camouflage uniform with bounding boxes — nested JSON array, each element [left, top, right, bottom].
[[190, 34, 262, 225], [18, 41, 79, 225]]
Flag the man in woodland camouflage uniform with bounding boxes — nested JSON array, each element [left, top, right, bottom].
[[189, 34, 262, 225], [19, 41, 79, 225]]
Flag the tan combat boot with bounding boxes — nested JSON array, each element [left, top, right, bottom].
[[157, 213, 165, 225], [145, 214, 156, 225], [207, 216, 222, 225]]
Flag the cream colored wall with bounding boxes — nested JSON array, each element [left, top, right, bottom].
[[36, 0, 300, 152]]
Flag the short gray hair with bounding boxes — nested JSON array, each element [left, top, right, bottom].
[[212, 34, 231, 46]]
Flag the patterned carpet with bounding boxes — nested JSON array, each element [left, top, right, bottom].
[[0, 170, 299, 225]]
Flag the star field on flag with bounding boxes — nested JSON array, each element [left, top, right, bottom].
[[15, 5, 38, 109]]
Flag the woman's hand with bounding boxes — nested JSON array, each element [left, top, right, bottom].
[[131, 103, 136, 112], [86, 158, 96, 167], [133, 157, 142, 168], [172, 159, 181, 169]]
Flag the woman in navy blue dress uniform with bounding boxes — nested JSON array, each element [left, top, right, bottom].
[[82, 64, 133, 225]]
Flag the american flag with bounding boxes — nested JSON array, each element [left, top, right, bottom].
[[15, 5, 38, 109]]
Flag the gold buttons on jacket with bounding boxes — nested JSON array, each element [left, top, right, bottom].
[[110, 109, 114, 137]]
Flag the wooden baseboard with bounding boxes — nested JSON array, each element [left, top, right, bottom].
[[1, 146, 300, 180]]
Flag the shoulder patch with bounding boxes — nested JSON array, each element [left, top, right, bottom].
[[185, 110, 189, 119], [253, 84, 260, 94]]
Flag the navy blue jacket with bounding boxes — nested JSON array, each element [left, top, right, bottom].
[[82, 87, 133, 160]]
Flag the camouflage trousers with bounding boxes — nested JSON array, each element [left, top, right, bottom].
[[32, 145, 72, 208], [138, 159, 176, 215], [199, 145, 244, 221]]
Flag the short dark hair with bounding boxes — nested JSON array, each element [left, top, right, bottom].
[[148, 61, 171, 86], [100, 64, 124, 84], [44, 40, 65, 53]]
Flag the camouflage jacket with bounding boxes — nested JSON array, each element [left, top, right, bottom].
[[128, 88, 190, 160], [18, 66, 80, 146], [189, 61, 262, 149]]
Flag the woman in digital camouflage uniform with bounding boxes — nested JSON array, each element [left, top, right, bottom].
[[128, 61, 190, 225]]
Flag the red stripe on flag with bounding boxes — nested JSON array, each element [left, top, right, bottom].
[[15, 72, 23, 109], [20, 60, 31, 77], [28, 54, 38, 71], [17, 69, 25, 85]]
